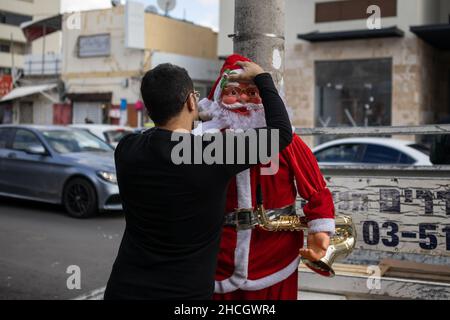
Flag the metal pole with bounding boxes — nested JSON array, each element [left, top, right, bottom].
[[10, 33, 15, 83], [232, 0, 285, 89], [42, 24, 47, 75]]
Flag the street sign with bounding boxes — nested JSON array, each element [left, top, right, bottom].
[[78, 34, 111, 58]]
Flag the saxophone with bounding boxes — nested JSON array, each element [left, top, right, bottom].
[[255, 185, 356, 277]]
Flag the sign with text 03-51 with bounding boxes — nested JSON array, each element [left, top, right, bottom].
[[323, 176, 450, 256]]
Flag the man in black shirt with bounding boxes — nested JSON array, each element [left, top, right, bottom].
[[104, 61, 292, 300]]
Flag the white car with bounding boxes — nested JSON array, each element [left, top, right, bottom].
[[70, 125, 134, 148], [312, 138, 432, 166]]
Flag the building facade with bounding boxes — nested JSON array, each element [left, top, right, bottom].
[[0, 0, 61, 124], [219, 0, 450, 145], [61, 4, 220, 127]]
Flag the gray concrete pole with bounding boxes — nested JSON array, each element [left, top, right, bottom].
[[232, 0, 285, 89]]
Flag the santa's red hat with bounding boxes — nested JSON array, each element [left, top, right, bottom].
[[207, 54, 252, 101]]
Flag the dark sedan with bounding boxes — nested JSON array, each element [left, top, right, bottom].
[[0, 125, 122, 218]]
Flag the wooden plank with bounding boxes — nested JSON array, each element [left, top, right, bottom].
[[384, 272, 450, 283], [379, 259, 450, 282], [299, 263, 370, 276], [380, 259, 450, 276]]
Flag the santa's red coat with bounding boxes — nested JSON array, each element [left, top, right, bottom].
[[214, 134, 335, 294]]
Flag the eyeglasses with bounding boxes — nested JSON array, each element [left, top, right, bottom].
[[222, 86, 260, 98], [184, 90, 201, 104]]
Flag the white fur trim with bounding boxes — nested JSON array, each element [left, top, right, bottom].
[[215, 253, 301, 293], [236, 170, 252, 208], [198, 97, 213, 112], [241, 257, 300, 291], [199, 100, 266, 131], [308, 218, 336, 236], [215, 229, 252, 294], [192, 120, 222, 136]]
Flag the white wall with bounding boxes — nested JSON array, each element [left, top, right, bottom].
[[218, 0, 235, 57], [62, 7, 144, 75], [62, 7, 144, 105], [31, 33, 62, 56], [30, 0, 61, 55], [151, 51, 220, 82]]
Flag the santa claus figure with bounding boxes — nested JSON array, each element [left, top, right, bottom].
[[196, 54, 336, 300]]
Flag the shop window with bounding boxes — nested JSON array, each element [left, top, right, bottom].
[[315, 58, 392, 144], [0, 43, 10, 53]]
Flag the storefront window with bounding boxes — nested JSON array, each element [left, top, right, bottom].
[[315, 58, 392, 143]]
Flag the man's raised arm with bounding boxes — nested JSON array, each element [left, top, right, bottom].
[[228, 61, 293, 152], [219, 61, 292, 175]]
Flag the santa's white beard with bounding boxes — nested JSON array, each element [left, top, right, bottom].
[[201, 100, 267, 131]]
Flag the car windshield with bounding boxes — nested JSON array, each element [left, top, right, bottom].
[[41, 129, 113, 154], [104, 129, 133, 144]]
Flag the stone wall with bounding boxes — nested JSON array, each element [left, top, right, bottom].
[[284, 37, 444, 146]]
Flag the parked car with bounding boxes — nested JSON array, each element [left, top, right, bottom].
[[0, 125, 122, 218], [133, 127, 151, 134], [134, 122, 155, 134], [69, 124, 133, 148], [312, 138, 432, 166]]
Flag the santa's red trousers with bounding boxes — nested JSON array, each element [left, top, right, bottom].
[[212, 271, 298, 300]]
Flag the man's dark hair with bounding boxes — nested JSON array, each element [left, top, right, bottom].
[[141, 63, 194, 126]]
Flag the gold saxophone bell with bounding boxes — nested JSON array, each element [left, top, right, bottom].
[[255, 203, 356, 278]]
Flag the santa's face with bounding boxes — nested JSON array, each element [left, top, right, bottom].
[[220, 82, 263, 117]]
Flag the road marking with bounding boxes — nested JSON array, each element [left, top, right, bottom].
[[73, 286, 105, 300]]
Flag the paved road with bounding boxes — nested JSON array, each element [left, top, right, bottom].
[[0, 196, 124, 300]]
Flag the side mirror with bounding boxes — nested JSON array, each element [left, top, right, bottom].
[[25, 144, 48, 156]]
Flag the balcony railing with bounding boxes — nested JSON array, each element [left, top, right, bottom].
[[23, 53, 61, 76]]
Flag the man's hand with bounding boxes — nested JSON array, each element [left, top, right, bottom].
[[228, 61, 265, 83], [299, 232, 330, 262]]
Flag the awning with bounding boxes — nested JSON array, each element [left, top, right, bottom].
[[0, 84, 57, 102], [298, 26, 404, 42], [410, 24, 450, 50], [21, 14, 62, 42]]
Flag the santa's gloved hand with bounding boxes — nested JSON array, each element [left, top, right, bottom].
[[299, 232, 330, 262]]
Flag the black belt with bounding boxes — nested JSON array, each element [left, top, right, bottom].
[[224, 204, 296, 230]]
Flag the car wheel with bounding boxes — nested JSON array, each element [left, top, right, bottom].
[[63, 178, 98, 218]]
